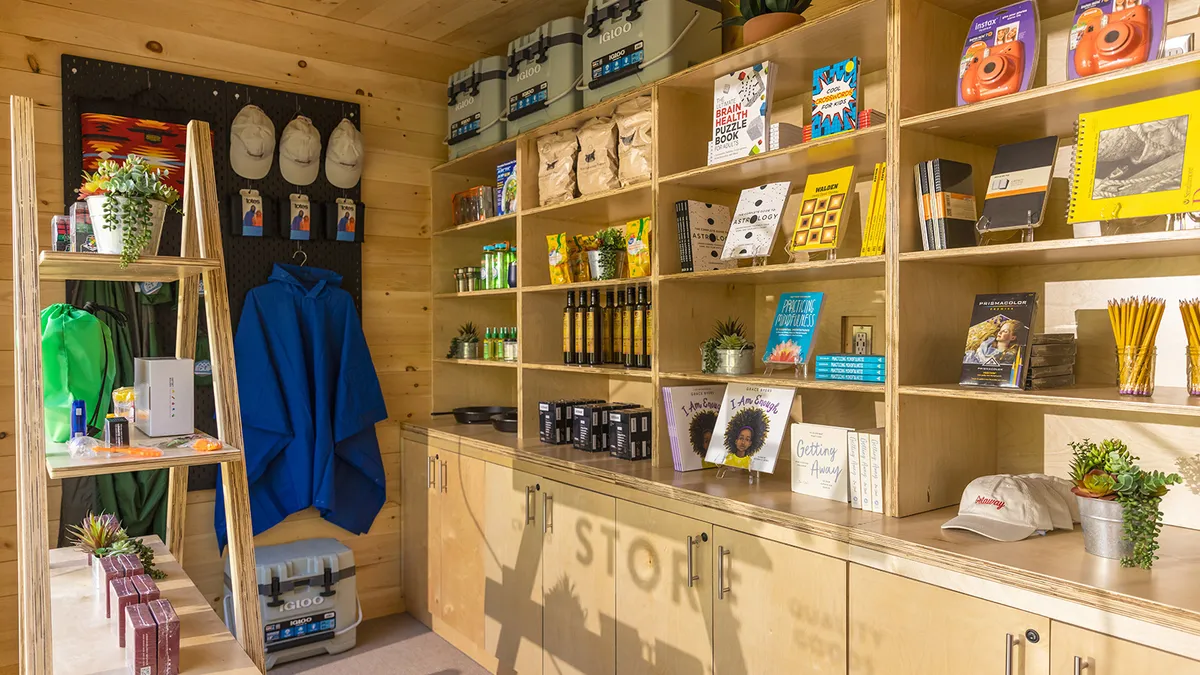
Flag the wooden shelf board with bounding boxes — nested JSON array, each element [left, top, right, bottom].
[[900, 52, 1200, 144], [49, 536, 259, 675], [38, 252, 220, 282], [521, 182, 652, 223], [522, 362, 653, 379], [659, 255, 885, 285], [923, 0, 1077, 21], [900, 230, 1200, 266], [46, 430, 242, 480], [433, 287, 518, 299], [432, 213, 517, 237], [661, 126, 887, 191], [522, 277, 648, 294], [658, 0, 888, 99], [662, 369, 885, 393], [899, 383, 1200, 417], [433, 138, 517, 177], [434, 357, 518, 369]]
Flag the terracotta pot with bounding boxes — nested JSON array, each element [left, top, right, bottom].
[[743, 13, 806, 45]]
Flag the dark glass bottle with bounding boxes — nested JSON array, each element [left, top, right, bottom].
[[603, 289, 615, 364], [644, 286, 653, 369], [632, 286, 646, 368], [563, 291, 576, 364], [623, 287, 635, 368], [587, 289, 603, 365], [613, 289, 625, 364], [575, 288, 588, 365]]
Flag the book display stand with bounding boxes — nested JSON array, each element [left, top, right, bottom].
[[763, 356, 811, 379], [975, 212, 1038, 244], [714, 465, 763, 484]]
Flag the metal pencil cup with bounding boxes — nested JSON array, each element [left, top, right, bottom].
[[1115, 346, 1155, 396]]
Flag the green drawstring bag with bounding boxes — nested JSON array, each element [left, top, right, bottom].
[[40, 304, 117, 441]]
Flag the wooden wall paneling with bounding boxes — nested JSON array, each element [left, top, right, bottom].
[[896, 129, 996, 254], [654, 86, 713, 179], [896, 395, 997, 516], [897, 0, 970, 118], [897, 261, 997, 385], [656, 280, 755, 373]]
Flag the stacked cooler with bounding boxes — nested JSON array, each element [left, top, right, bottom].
[[506, 18, 586, 138], [447, 56, 508, 159]]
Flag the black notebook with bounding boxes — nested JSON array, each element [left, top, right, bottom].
[[930, 159, 977, 248], [981, 136, 1059, 231]]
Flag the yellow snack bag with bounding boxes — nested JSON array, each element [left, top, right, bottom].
[[625, 217, 652, 277], [546, 233, 574, 285], [571, 235, 596, 282]]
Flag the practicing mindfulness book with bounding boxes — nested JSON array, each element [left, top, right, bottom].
[[762, 292, 825, 367], [704, 384, 796, 473]]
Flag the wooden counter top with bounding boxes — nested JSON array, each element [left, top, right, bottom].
[[403, 418, 1200, 642]]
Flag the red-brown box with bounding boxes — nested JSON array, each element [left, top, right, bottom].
[[109, 577, 139, 647], [131, 575, 160, 604], [148, 599, 180, 675], [125, 603, 158, 675], [96, 557, 124, 616], [116, 553, 144, 578]]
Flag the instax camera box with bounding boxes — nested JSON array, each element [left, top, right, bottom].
[[135, 357, 194, 436]]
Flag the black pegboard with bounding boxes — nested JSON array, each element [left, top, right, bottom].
[[61, 55, 362, 489]]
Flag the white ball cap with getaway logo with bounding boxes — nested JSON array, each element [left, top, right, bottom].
[[279, 115, 321, 186], [941, 475, 1053, 542], [229, 105, 276, 180], [325, 118, 363, 189]]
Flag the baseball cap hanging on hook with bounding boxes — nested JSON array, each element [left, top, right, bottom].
[[229, 104, 276, 180], [325, 118, 363, 189], [279, 115, 322, 186]]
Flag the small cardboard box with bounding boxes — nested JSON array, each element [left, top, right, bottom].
[[126, 602, 158, 675], [609, 407, 652, 460], [134, 357, 195, 436], [116, 553, 144, 578], [131, 574, 160, 604], [96, 556, 124, 615], [149, 599, 181, 675], [109, 577, 138, 646]]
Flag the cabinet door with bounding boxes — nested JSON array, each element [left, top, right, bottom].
[[615, 500, 714, 675], [400, 435, 439, 628], [850, 564, 1049, 675], [439, 451, 487, 651], [1050, 622, 1200, 674], [543, 481, 616, 675], [712, 527, 846, 675], [485, 462, 545, 674]]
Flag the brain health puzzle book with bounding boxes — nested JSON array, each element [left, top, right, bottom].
[[710, 62, 774, 165]]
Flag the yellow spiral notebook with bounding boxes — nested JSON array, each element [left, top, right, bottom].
[[1068, 90, 1200, 223]]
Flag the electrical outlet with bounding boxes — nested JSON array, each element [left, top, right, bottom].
[[852, 325, 872, 355]]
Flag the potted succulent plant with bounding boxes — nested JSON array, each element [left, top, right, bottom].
[[702, 317, 755, 375], [588, 227, 627, 280], [78, 155, 180, 267], [69, 512, 166, 580], [455, 322, 480, 360], [719, 0, 814, 45], [1068, 438, 1182, 569]]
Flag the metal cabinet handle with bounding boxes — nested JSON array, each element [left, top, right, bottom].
[[427, 456, 435, 489], [686, 535, 699, 587], [718, 546, 731, 600], [525, 486, 535, 525], [440, 461, 448, 493], [1074, 656, 1090, 675], [543, 493, 554, 534], [1004, 634, 1019, 675]]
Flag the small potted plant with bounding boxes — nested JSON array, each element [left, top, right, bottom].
[[78, 155, 180, 267], [455, 322, 480, 360], [701, 317, 755, 375], [1068, 438, 1182, 569], [719, 0, 814, 45], [69, 512, 124, 570], [588, 227, 627, 280]]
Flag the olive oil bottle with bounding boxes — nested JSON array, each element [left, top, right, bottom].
[[603, 289, 615, 364], [623, 287, 635, 368], [632, 286, 646, 369], [563, 291, 576, 364], [575, 289, 588, 364], [588, 289, 603, 365], [613, 289, 625, 364], [644, 287, 653, 369]]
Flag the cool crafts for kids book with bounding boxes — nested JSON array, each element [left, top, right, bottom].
[[704, 384, 796, 473]]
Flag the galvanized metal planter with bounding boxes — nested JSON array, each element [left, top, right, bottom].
[[1076, 495, 1132, 559], [715, 349, 754, 375]]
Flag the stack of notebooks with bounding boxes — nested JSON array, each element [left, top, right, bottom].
[[914, 158, 978, 251], [814, 354, 885, 383], [1025, 333, 1076, 390], [663, 385, 723, 472], [790, 423, 884, 513]]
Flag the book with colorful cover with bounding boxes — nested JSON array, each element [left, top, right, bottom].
[[763, 292, 824, 367], [816, 364, 886, 376], [704, 384, 795, 473], [722, 181, 791, 259], [860, 162, 887, 256], [816, 371, 886, 383], [710, 62, 773, 165], [1067, 0, 1165, 81], [791, 423, 852, 502], [791, 166, 856, 252], [675, 200, 735, 273], [811, 58, 859, 139], [1068, 90, 1200, 223], [663, 385, 724, 472], [816, 353, 885, 365], [960, 293, 1038, 388]]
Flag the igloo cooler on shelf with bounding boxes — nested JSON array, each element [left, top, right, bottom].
[[505, 17, 586, 138], [447, 55, 508, 159], [582, 0, 721, 107], [223, 538, 359, 670]]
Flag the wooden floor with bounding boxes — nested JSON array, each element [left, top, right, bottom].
[[272, 614, 488, 675]]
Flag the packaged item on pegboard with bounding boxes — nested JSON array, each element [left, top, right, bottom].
[[323, 198, 366, 243], [280, 193, 319, 241], [227, 189, 278, 238]]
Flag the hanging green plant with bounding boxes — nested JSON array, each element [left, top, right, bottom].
[[78, 155, 181, 268]]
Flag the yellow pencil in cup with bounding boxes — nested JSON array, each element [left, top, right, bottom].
[[1183, 299, 1200, 396], [1109, 296, 1163, 396]]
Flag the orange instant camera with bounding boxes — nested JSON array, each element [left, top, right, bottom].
[[960, 41, 1025, 103], [1074, 5, 1151, 77]]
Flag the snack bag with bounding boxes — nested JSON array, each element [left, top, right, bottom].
[[546, 233, 574, 285], [626, 217, 652, 278], [571, 235, 596, 283]]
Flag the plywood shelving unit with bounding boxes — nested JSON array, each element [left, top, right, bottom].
[[430, 0, 1200, 528]]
